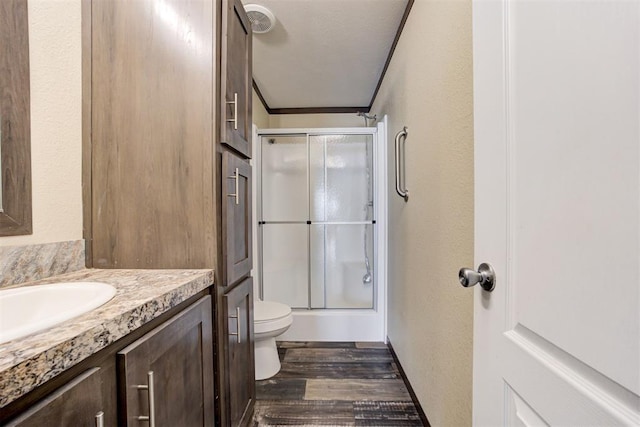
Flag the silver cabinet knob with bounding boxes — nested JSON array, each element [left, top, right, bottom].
[[458, 263, 496, 292]]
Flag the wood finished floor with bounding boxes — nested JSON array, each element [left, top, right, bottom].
[[252, 342, 424, 426]]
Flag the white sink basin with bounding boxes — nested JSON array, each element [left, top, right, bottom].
[[0, 282, 116, 344]]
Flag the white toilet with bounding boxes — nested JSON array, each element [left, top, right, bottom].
[[254, 300, 293, 380]]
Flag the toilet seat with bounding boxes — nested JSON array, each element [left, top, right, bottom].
[[255, 300, 291, 322], [254, 300, 292, 335]]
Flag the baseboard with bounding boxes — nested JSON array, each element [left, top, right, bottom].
[[387, 338, 431, 427]]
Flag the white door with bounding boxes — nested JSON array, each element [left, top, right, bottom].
[[471, 1, 639, 425]]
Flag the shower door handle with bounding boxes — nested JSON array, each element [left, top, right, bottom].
[[395, 127, 409, 201]]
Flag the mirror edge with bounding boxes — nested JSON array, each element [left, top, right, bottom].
[[0, 0, 32, 237]]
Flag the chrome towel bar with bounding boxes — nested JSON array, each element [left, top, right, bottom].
[[395, 127, 409, 201]]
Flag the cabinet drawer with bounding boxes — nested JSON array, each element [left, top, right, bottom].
[[117, 296, 214, 426]]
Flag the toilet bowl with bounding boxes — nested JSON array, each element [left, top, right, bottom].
[[254, 300, 293, 380]]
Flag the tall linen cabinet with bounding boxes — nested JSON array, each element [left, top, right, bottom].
[[83, 0, 255, 425]]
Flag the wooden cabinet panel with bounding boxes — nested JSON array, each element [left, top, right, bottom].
[[117, 296, 214, 426], [6, 368, 110, 427], [84, 0, 255, 423], [222, 151, 253, 287], [224, 278, 255, 426], [221, 0, 252, 158], [89, 0, 216, 268]]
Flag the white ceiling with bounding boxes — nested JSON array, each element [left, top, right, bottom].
[[243, 0, 410, 110]]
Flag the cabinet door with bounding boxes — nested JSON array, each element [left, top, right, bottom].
[[6, 368, 110, 427], [117, 296, 214, 426], [220, 0, 252, 158], [224, 278, 255, 426], [222, 151, 252, 287], [90, 0, 216, 269]]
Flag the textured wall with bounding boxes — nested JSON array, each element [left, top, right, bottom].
[[370, 0, 475, 425], [268, 112, 363, 129], [252, 90, 270, 129], [0, 0, 82, 247]]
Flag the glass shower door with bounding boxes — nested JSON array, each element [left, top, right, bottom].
[[309, 134, 374, 309], [260, 135, 309, 308], [310, 223, 375, 308], [260, 132, 375, 310]]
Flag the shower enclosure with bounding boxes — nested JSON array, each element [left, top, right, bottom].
[[255, 123, 387, 341]]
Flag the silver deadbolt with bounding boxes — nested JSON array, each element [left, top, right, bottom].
[[458, 263, 496, 292]]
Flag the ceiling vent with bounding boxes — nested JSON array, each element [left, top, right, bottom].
[[244, 4, 276, 34]]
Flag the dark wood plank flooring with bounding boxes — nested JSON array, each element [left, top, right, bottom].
[[253, 342, 424, 426]]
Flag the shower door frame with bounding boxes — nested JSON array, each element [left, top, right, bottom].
[[254, 122, 388, 342]]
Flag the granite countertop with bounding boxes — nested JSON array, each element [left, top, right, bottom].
[[0, 268, 214, 408]]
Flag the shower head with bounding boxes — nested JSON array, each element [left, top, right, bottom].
[[362, 272, 372, 284], [356, 111, 378, 127], [356, 112, 377, 120]]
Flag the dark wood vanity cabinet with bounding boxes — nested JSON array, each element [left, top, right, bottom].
[[217, 151, 255, 426], [222, 278, 255, 426], [3, 294, 213, 427], [218, 1, 255, 425], [118, 296, 214, 426], [84, 0, 255, 424], [221, 0, 253, 158], [6, 367, 114, 427]]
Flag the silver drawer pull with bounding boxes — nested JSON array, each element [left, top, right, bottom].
[[227, 167, 239, 205], [226, 92, 238, 130], [95, 411, 104, 427], [228, 307, 241, 343], [135, 371, 156, 427]]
